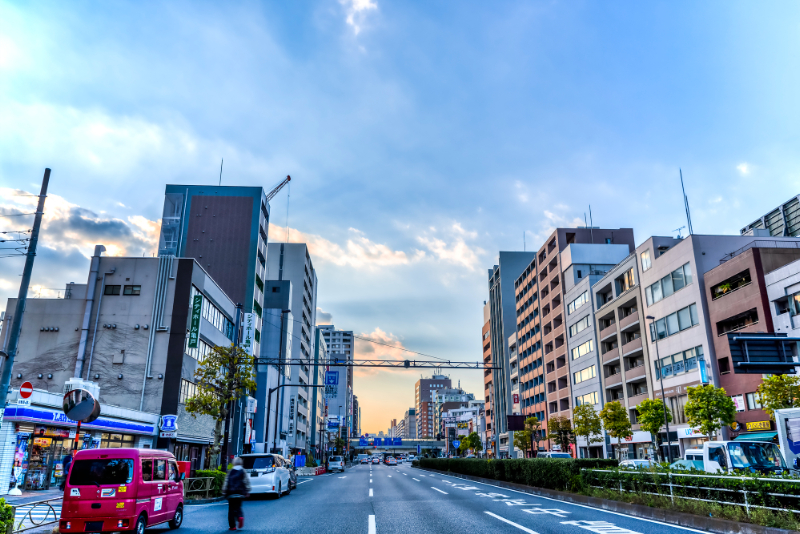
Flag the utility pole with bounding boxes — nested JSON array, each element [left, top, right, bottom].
[[0, 169, 50, 407], [221, 303, 243, 468]]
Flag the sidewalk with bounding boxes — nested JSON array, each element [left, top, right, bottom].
[[4, 489, 62, 506]]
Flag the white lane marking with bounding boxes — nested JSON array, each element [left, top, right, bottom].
[[295, 479, 313, 485], [431, 487, 448, 494], [338, 476, 347, 478], [421, 472, 707, 534], [368, 515, 376, 534], [369, 488, 374, 497], [412, 478, 420, 482], [387, 475, 392, 478], [485, 512, 539, 534], [561, 520, 641, 534], [442, 479, 451, 483], [370, 479, 373, 483]]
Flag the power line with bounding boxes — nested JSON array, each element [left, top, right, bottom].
[[0, 213, 36, 217]]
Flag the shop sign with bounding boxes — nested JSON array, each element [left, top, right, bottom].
[[33, 437, 51, 446], [732, 395, 746, 412], [241, 313, 255, 356], [4, 406, 156, 435], [679, 427, 711, 439], [16, 399, 30, 407], [246, 397, 257, 414], [160, 415, 178, 433], [745, 420, 771, 432], [34, 426, 70, 438], [623, 431, 653, 444], [730, 421, 742, 432], [159, 431, 177, 438], [653, 380, 700, 399], [188, 295, 202, 349]]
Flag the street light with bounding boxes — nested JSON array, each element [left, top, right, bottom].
[[646, 315, 673, 464], [266, 383, 324, 453]]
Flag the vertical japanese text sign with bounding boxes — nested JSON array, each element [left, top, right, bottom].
[[188, 295, 202, 348]]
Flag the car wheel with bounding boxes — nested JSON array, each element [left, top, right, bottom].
[[275, 482, 281, 499], [169, 505, 183, 529], [135, 515, 147, 534], [286, 481, 292, 494]]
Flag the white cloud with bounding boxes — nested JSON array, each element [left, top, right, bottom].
[[415, 222, 485, 272], [316, 307, 333, 325], [737, 163, 750, 175], [353, 327, 407, 377], [340, 0, 378, 35]]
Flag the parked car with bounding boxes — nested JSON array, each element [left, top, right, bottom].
[[242, 454, 292, 497], [619, 459, 657, 470], [60, 448, 184, 534], [538, 452, 572, 459], [669, 459, 705, 471], [329, 456, 345, 473]]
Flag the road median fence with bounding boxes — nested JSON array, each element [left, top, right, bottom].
[[417, 457, 617, 491], [582, 468, 800, 516]]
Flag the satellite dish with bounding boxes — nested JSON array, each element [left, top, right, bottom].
[[63, 388, 101, 423]]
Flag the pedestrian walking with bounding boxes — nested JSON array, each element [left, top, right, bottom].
[[222, 457, 251, 530], [60, 452, 73, 491]]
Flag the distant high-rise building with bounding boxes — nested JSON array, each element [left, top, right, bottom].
[[403, 408, 416, 439], [319, 326, 354, 390], [415, 375, 451, 438]]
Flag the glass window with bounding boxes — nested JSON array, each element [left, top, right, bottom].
[[168, 462, 178, 482], [746, 392, 762, 410], [651, 282, 663, 303], [641, 250, 651, 272], [141, 459, 153, 482], [69, 459, 134, 486], [666, 313, 679, 335], [683, 263, 693, 286], [689, 303, 698, 326], [677, 307, 692, 330], [645, 286, 653, 306], [672, 268, 685, 291], [673, 353, 685, 375], [123, 285, 141, 296], [662, 274, 674, 298], [684, 348, 698, 371], [660, 356, 673, 377], [104, 285, 121, 296], [154, 459, 166, 481]]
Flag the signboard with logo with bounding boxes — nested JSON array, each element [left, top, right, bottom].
[[325, 371, 339, 399], [327, 416, 340, 429], [246, 397, 257, 414], [679, 427, 711, 439], [732, 395, 745, 412], [289, 397, 295, 434], [159, 414, 178, 438], [745, 420, 771, 432], [188, 295, 202, 348], [241, 313, 255, 356]]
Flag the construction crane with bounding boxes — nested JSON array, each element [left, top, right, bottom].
[[266, 175, 291, 202]]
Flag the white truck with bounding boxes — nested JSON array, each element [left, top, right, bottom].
[[775, 407, 800, 470], [689, 440, 789, 475]]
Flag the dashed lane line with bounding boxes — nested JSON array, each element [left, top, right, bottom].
[[369, 488, 373, 497], [431, 487, 448, 495], [412, 478, 420, 482], [368, 515, 376, 534], [485, 512, 539, 534]]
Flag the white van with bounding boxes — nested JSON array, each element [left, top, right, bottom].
[[702, 441, 787, 474]]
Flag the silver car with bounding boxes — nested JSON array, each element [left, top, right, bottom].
[[242, 454, 292, 497], [329, 455, 345, 472]]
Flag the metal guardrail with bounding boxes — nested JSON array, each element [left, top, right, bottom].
[[11, 497, 62, 533], [585, 469, 800, 515], [183, 477, 215, 500]]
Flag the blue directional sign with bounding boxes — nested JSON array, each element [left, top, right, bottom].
[[452, 440, 461, 449], [359, 436, 368, 446], [374, 438, 382, 446], [393, 437, 402, 446], [325, 372, 339, 385], [417, 445, 421, 455]]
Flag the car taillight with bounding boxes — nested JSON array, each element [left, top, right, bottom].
[[60, 521, 71, 530], [117, 520, 129, 528]]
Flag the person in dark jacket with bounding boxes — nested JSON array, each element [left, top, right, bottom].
[[60, 452, 73, 491], [222, 457, 251, 530]]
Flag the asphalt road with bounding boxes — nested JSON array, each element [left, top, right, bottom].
[[172, 462, 708, 534]]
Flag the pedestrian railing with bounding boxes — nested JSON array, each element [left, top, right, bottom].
[[184, 477, 215, 500], [583, 469, 800, 516], [11, 497, 62, 533]]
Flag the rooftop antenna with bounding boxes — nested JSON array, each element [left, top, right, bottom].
[[589, 205, 594, 244], [218, 158, 223, 186], [680, 169, 694, 235], [673, 226, 686, 239]]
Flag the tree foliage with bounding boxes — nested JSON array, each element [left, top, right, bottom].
[[756, 374, 800, 420], [184, 344, 256, 468], [547, 415, 575, 455], [513, 428, 532, 455], [636, 398, 672, 461], [600, 401, 632, 460], [572, 404, 603, 457], [526, 416, 542, 456], [684, 384, 736, 441]]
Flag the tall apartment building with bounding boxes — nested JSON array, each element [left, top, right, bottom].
[[741, 195, 800, 237], [309, 327, 328, 456], [264, 243, 318, 453], [319, 326, 355, 438], [0, 249, 240, 489], [481, 301, 493, 443], [513, 258, 543, 434], [488, 252, 535, 457], [705, 245, 800, 440], [561, 243, 631, 458], [352, 395, 360, 437], [636, 233, 800, 457], [592, 253, 655, 460], [415, 375, 451, 439], [403, 408, 416, 439], [394, 419, 405, 439]]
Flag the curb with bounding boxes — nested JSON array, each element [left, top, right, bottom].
[[185, 497, 224, 505], [416, 467, 798, 534]]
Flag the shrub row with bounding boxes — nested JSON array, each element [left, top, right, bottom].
[[582, 468, 800, 511], [417, 458, 617, 491], [195, 469, 226, 497]]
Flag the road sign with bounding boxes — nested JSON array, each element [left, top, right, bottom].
[[417, 445, 421, 455], [452, 440, 460, 449], [19, 382, 32, 399]]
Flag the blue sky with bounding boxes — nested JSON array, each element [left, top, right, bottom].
[[1, 0, 799, 432]]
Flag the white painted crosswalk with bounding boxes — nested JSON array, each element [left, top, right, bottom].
[[14, 502, 61, 530]]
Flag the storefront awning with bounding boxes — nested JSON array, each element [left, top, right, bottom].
[[733, 431, 778, 442]]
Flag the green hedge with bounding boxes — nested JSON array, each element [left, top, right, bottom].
[[582, 468, 800, 511], [417, 458, 617, 491], [195, 469, 227, 497]]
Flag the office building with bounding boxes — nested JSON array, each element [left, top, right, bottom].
[[488, 251, 535, 457], [561, 243, 631, 458], [741, 195, 800, 237], [433, 387, 475, 438], [264, 243, 318, 453], [592, 252, 655, 460], [309, 327, 328, 458], [481, 301, 493, 447], [0, 248, 240, 490], [403, 408, 416, 439], [415, 375, 451, 439]]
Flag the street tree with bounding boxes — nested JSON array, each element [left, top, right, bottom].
[[526, 416, 542, 457], [757, 374, 800, 420], [600, 401, 632, 461], [466, 431, 483, 454], [636, 398, 672, 461], [333, 437, 346, 454], [185, 344, 256, 468], [572, 404, 603, 457], [513, 428, 532, 456], [547, 415, 575, 455], [685, 384, 736, 441]]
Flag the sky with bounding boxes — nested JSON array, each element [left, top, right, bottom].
[[2, 1, 800, 435]]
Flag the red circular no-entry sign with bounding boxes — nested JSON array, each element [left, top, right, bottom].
[[19, 382, 33, 399]]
